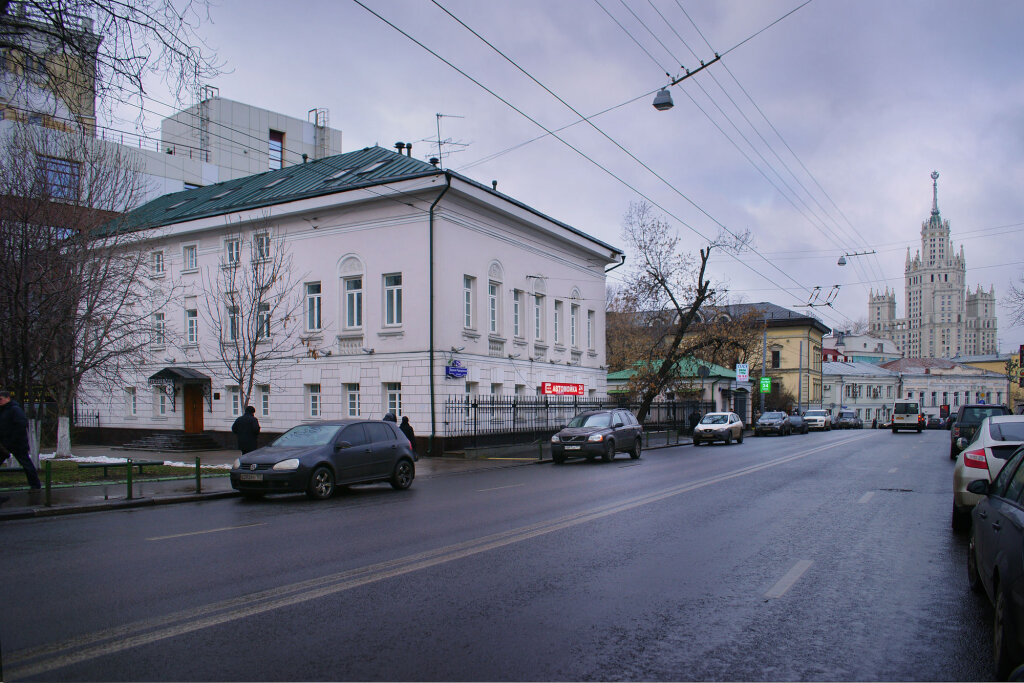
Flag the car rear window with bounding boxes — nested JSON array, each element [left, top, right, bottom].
[[990, 421, 1024, 442], [962, 407, 1011, 425], [894, 403, 919, 414]]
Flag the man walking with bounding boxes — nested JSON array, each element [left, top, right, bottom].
[[0, 390, 41, 489], [231, 405, 261, 454]]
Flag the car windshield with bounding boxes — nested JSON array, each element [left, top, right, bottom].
[[567, 412, 611, 428], [761, 412, 784, 420], [839, 412, 855, 419], [990, 421, 1024, 442], [805, 411, 826, 417], [701, 414, 728, 425], [894, 403, 919, 414], [271, 424, 342, 447]]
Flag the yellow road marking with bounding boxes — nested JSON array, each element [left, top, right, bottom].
[[147, 523, 266, 541]]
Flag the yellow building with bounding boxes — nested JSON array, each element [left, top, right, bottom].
[[955, 353, 1024, 413]]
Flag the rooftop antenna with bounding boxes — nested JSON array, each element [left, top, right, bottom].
[[434, 113, 467, 170]]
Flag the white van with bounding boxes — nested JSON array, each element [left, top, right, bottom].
[[891, 401, 924, 433]]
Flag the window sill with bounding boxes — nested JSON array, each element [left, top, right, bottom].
[[181, 268, 199, 275], [378, 329, 404, 338], [151, 273, 166, 279], [462, 330, 481, 340], [221, 262, 239, 270]]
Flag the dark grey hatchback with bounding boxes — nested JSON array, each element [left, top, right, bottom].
[[230, 420, 416, 500], [550, 409, 643, 464]]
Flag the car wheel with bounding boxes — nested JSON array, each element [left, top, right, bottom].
[[602, 440, 615, 462], [724, 432, 732, 445], [967, 532, 984, 594], [306, 465, 335, 500], [952, 503, 971, 533], [917, 428, 922, 433], [737, 430, 743, 444], [950, 444, 958, 460], [630, 439, 641, 459], [891, 427, 898, 434], [390, 459, 414, 490], [552, 451, 566, 465], [995, 584, 1019, 680]]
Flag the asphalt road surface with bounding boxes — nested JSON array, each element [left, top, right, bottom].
[[0, 428, 995, 681]]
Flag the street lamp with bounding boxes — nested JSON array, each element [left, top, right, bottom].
[[837, 249, 876, 266], [652, 54, 721, 112], [652, 88, 673, 111]]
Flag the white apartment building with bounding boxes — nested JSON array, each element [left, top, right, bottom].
[[822, 361, 901, 424], [78, 145, 623, 452], [869, 171, 998, 358], [879, 357, 1009, 417]]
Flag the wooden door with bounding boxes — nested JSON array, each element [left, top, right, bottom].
[[183, 385, 204, 433]]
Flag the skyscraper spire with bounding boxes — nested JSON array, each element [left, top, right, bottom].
[[931, 170, 940, 216]]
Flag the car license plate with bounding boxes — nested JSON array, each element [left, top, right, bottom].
[[240, 473, 263, 481], [565, 445, 581, 450]]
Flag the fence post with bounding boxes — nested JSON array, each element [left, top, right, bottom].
[[126, 458, 133, 500], [538, 440, 543, 461], [45, 459, 52, 507], [195, 457, 202, 493]]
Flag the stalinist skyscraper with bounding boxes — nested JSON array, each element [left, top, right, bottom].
[[868, 172, 997, 358]]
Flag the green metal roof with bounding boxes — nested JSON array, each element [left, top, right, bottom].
[[103, 146, 623, 257], [607, 358, 736, 381]]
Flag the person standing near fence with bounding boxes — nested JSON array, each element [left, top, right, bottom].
[[231, 405, 261, 454], [0, 390, 41, 489]]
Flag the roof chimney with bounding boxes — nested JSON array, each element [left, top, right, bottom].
[[492, 180, 498, 191], [395, 142, 405, 153], [429, 157, 440, 167], [405, 142, 412, 157]]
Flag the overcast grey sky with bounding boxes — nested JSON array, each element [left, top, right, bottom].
[[128, 0, 1024, 353]]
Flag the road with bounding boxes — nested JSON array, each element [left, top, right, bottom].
[[0, 428, 994, 681]]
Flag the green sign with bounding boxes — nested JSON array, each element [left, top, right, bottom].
[[759, 377, 772, 393]]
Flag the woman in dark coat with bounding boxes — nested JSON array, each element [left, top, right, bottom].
[[399, 416, 415, 448], [231, 405, 261, 454]]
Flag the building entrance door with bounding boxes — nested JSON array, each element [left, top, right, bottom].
[[183, 385, 205, 433]]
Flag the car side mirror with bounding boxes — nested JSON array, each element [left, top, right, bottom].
[[967, 479, 990, 496], [614, 422, 624, 428], [956, 437, 968, 450], [334, 440, 352, 451]]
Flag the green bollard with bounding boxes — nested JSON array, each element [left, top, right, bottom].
[[126, 458, 133, 500], [195, 456, 202, 493], [45, 459, 52, 507]]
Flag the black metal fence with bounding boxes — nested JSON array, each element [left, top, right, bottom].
[[442, 395, 714, 441]]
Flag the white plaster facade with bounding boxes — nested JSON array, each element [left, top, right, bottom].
[[79, 149, 622, 447]]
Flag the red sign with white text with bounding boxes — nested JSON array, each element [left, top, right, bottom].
[[542, 382, 585, 396]]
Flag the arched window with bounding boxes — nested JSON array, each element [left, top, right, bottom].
[[338, 255, 364, 329]]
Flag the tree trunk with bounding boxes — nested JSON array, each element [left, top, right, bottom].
[[56, 415, 72, 457]]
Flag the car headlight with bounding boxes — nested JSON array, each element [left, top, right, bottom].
[[551, 435, 561, 443], [588, 434, 604, 442], [232, 458, 240, 469], [273, 458, 300, 471]]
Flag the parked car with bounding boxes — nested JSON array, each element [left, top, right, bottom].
[[229, 420, 416, 500], [891, 401, 924, 433], [950, 403, 1013, 459], [550, 409, 642, 464], [966, 443, 1024, 678], [803, 409, 832, 431], [926, 416, 944, 429], [754, 411, 791, 436], [835, 410, 863, 429], [788, 414, 810, 434], [692, 412, 744, 446], [952, 415, 1024, 531]]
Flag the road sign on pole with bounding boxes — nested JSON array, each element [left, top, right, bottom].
[[736, 363, 749, 383], [760, 377, 771, 393]]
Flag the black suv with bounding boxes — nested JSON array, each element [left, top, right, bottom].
[[949, 404, 1012, 459], [551, 409, 643, 463]]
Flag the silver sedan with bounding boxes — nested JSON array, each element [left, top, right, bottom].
[[952, 415, 1024, 531]]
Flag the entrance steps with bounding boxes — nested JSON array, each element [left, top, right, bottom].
[[116, 431, 223, 452]]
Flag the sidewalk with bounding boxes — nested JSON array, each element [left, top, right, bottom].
[[0, 445, 548, 521]]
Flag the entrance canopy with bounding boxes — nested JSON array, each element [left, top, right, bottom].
[[148, 367, 210, 385]]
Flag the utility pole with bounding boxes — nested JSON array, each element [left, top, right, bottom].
[[761, 321, 767, 416]]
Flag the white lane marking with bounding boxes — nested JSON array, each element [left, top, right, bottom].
[[888, 467, 898, 473], [858, 491, 874, 504], [765, 560, 813, 599], [147, 523, 266, 541], [7, 433, 873, 679], [475, 484, 524, 492]]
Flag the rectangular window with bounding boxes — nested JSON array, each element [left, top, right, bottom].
[[183, 244, 198, 271], [345, 277, 363, 328], [260, 385, 270, 417], [229, 387, 240, 417], [513, 290, 522, 338], [254, 233, 271, 261], [386, 382, 402, 416], [771, 350, 781, 369], [534, 295, 544, 341], [257, 303, 270, 339], [384, 273, 402, 326], [152, 251, 164, 275], [225, 238, 240, 266], [307, 384, 321, 417], [152, 312, 165, 346], [226, 305, 240, 341], [464, 276, 475, 329], [554, 300, 563, 344], [158, 392, 168, 416], [126, 387, 137, 416], [38, 155, 80, 200], [488, 282, 499, 334], [306, 282, 322, 331], [346, 383, 360, 417], [570, 304, 579, 347], [587, 310, 595, 349], [186, 308, 198, 344], [269, 130, 284, 170]]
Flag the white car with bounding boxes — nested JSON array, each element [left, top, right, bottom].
[[692, 412, 744, 446], [803, 409, 832, 431], [952, 415, 1024, 531]]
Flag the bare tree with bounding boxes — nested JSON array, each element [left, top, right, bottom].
[[1007, 276, 1024, 328], [198, 221, 308, 410], [0, 0, 220, 120], [0, 121, 174, 454]]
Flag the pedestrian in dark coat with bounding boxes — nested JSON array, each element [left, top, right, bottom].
[[231, 405, 261, 454], [688, 410, 701, 435], [383, 412, 397, 422], [0, 390, 41, 489], [399, 416, 415, 446]]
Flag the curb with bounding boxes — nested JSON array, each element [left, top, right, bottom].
[[0, 490, 239, 521]]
